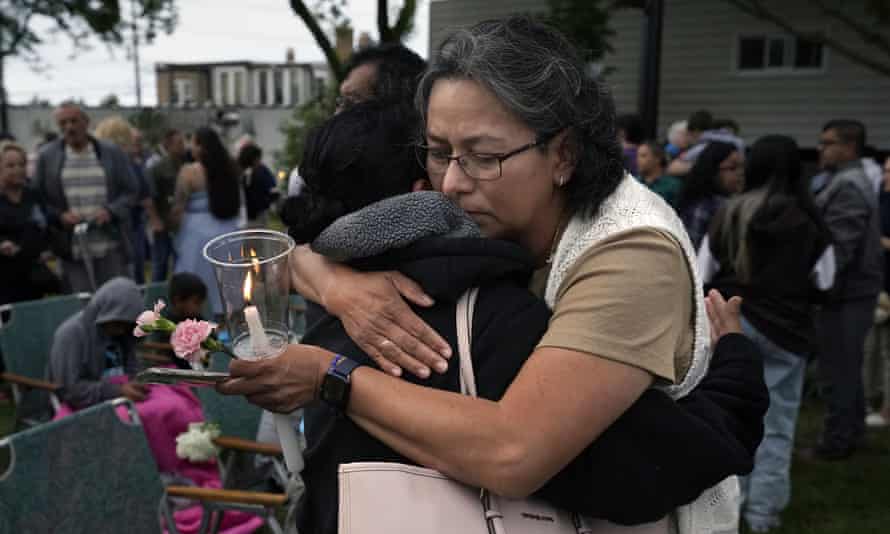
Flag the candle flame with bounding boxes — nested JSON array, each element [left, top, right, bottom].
[[243, 270, 253, 303], [250, 248, 260, 275]]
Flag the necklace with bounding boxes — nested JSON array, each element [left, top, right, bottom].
[[545, 209, 570, 265]]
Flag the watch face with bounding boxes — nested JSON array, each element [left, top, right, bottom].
[[322, 374, 349, 405]]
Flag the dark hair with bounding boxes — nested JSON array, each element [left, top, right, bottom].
[[677, 141, 737, 212], [194, 127, 241, 219], [687, 110, 713, 133], [417, 15, 624, 217], [280, 101, 425, 244], [640, 140, 666, 167], [344, 43, 427, 103], [823, 119, 866, 157], [617, 114, 644, 145], [169, 272, 207, 302], [745, 135, 831, 236], [237, 143, 263, 169]]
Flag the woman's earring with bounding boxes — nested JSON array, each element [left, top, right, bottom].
[[557, 175, 566, 187]]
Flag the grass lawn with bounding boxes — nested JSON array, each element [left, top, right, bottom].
[[756, 399, 890, 533]]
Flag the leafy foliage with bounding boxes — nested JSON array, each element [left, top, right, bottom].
[[276, 86, 337, 173], [0, 0, 177, 61], [540, 0, 616, 62]]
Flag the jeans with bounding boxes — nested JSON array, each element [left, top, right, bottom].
[[151, 231, 174, 282], [739, 316, 806, 530]]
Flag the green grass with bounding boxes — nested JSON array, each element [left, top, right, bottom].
[[751, 399, 890, 534], [2, 393, 888, 532]]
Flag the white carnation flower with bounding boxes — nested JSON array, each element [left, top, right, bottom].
[[175, 422, 222, 462]]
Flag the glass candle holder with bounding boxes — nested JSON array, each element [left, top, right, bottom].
[[203, 229, 295, 360]]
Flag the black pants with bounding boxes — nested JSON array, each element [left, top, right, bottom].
[[817, 296, 876, 451]]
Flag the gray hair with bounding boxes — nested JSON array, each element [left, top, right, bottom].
[[417, 15, 624, 216]]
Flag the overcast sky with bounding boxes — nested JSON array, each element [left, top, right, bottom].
[[5, 0, 430, 107]]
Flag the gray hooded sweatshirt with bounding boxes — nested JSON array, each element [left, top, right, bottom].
[[47, 277, 144, 408]]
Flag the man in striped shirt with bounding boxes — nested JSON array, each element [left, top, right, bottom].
[[33, 102, 138, 293]]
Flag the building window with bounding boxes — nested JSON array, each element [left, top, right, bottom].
[[173, 79, 193, 106], [234, 71, 244, 105], [273, 69, 284, 105], [258, 70, 268, 105], [220, 72, 230, 105], [290, 68, 301, 105], [736, 35, 824, 72]]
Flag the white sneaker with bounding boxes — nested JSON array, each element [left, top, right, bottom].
[[866, 412, 889, 428]]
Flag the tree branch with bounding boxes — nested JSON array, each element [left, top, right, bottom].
[[391, 0, 417, 40], [377, 0, 391, 42], [814, 0, 890, 57], [289, 0, 344, 82], [725, 0, 890, 78]]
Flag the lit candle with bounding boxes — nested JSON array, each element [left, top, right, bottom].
[[242, 270, 271, 357], [241, 261, 303, 475]]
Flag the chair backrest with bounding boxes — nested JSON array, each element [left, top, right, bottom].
[[196, 353, 264, 441], [0, 399, 165, 533], [141, 281, 169, 309], [0, 293, 90, 380]]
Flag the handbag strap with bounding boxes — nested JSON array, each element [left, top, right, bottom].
[[456, 287, 479, 398], [455, 287, 590, 534]]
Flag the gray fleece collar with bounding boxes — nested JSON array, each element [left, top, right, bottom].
[[311, 191, 481, 261]]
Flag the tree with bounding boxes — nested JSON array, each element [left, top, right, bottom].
[[276, 85, 337, 173], [288, 0, 418, 82], [100, 93, 121, 108], [725, 0, 890, 78], [541, 0, 617, 64], [0, 0, 178, 131]]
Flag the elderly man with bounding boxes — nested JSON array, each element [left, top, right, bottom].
[[33, 102, 137, 293], [810, 119, 883, 460]]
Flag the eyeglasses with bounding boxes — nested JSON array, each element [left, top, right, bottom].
[[417, 134, 555, 181]]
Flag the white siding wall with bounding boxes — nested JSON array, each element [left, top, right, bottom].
[[659, 0, 890, 148]]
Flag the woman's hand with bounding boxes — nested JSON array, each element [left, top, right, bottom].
[[322, 268, 453, 378], [705, 289, 743, 345], [216, 344, 332, 413]]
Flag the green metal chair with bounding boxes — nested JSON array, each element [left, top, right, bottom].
[[141, 281, 169, 308], [0, 399, 287, 534], [0, 292, 91, 427]]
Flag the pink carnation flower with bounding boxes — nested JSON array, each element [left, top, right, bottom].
[[134, 300, 166, 337], [171, 319, 216, 363]]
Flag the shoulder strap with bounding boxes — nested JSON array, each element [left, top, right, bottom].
[[456, 287, 479, 398]]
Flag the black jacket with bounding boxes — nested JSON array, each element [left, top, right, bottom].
[[298, 237, 767, 533], [708, 193, 832, 355]]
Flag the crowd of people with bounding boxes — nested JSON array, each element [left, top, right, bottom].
[[0, 12, 887, 534]]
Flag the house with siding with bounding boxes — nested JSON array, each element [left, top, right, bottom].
[[155, 49, 329, 109], [428, 0, 889, 151]]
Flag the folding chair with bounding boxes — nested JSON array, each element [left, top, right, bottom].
[[0, 292, 91, 428], [141, 281, 169, 308], [0, 398, 287, 534]]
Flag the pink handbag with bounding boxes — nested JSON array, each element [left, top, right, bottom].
[[337, 288, 669, 534]]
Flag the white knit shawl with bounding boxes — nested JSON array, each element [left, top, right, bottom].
[[544, 174, 740, 534]]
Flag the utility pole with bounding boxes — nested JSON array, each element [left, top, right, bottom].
[[638, 0, 664, 141], [131, 0, 142, 107]]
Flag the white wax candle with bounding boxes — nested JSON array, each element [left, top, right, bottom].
[[244, 305, 271, 357]]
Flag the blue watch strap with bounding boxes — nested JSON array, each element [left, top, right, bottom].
[[327, 354, 361, 382]]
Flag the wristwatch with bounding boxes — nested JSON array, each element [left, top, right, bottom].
[[319, 354, 361, 412]]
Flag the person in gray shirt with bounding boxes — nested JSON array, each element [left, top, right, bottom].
[[47, 277, 147, 409], [808, 119, 883, 460]]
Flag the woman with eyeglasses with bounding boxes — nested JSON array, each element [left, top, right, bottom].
[[677, 141, 745, 250], [221, 16, 767, 533]]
